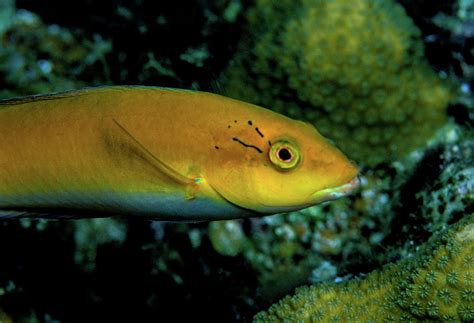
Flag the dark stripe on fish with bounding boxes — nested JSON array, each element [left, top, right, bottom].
[[255, 127, 264, 138], [232, 137, 263, 154]]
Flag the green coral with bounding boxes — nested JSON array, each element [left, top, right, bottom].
[[254, 214, 474, 321], [222, 0, 452, 165]]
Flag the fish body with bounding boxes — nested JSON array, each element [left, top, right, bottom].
[[0, 86, 358, 220]]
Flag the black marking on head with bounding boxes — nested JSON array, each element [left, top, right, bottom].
[[232, 137, 263, 154], [234, 120, 237, 123], [248, 120, 253, 126], [255, 127, 264, 138], [215, 146, 219, 150], [228, 125, 231, 129], [268, 140, 272, 147]]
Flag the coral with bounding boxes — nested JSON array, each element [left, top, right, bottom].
[[382, 125, 474, 262], [254, 213, 474, 321], [222, 0, 452, 165], [418, 132, 474, 233]]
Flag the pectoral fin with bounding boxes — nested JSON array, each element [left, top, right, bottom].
[[107, 118, 193, 187]]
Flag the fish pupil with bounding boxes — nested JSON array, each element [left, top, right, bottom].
[[278, 148, 292, 161]]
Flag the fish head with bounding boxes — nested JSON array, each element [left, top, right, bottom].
[[206, 109, 359, 215]]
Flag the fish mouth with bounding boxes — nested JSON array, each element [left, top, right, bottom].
[[311, 176, 360, 203]]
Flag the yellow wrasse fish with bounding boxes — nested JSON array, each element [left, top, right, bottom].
[[0, 86, 359, 220]]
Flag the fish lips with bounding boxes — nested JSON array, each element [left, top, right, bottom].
[[311, 175, 360, 203]]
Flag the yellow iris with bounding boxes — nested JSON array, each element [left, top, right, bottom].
[[269, 140, 301, 171]]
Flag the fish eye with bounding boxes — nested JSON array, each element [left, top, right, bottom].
[[269, 140, 300, 171], [278, 147, 292, 161]]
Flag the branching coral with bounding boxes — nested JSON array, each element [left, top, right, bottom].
[[222, 0, 452, 165], [254, 214, 474, 321]]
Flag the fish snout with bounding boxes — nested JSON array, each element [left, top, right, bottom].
[[310, 174, 360, 204]]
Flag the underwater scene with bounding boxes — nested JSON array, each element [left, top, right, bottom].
[[0, 0, 473, 322]]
